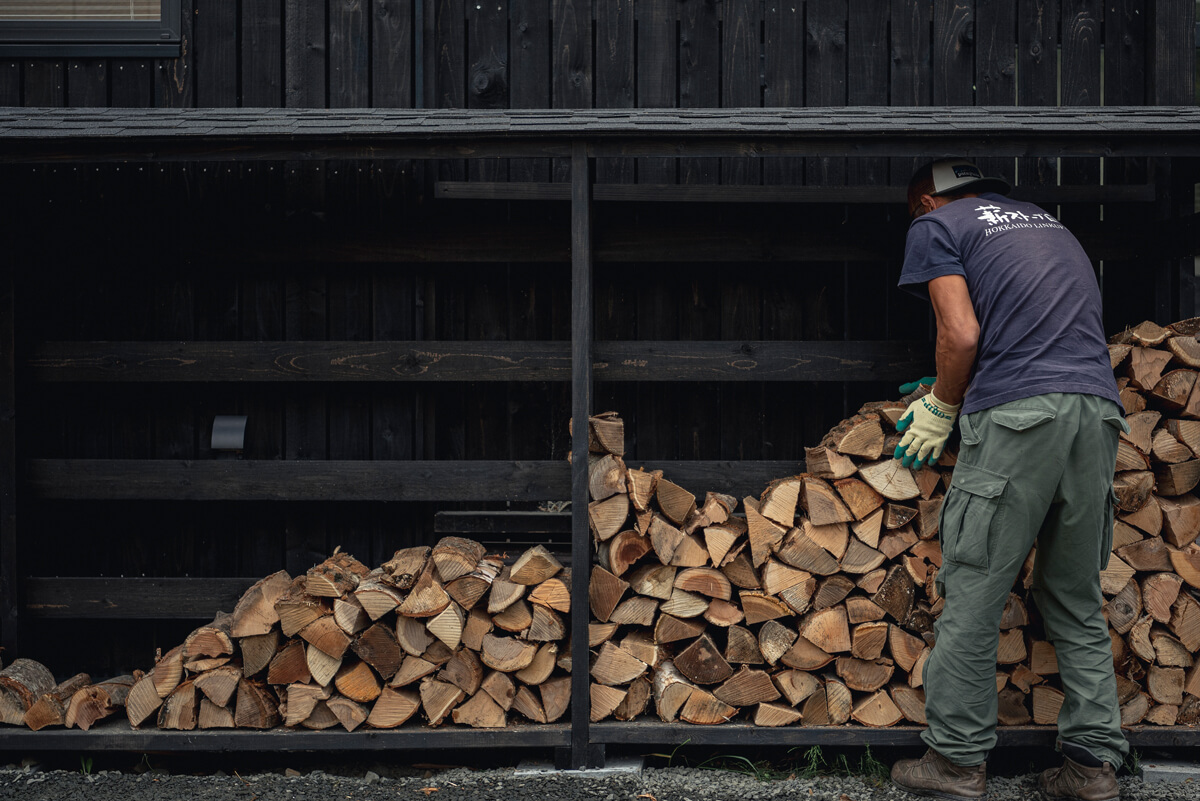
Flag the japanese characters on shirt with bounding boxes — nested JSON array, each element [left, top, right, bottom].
[[975, 202, 1066, 237]]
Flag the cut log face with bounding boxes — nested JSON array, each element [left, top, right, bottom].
[[65, 675, 135, 731], [590, 453, 628, 501], [674, 634, 734, 685], [679, 688, 738, 725], [759, 478, 802, 528], [231, 570, 292, 637], [0, 659, 56, 725], [608, 531, 652, 578], [510, 545, 563, 585], [858, 460, 921, 501], [583, 638, 644, 687], [590, 493, 631, 541], [657, 478, 698, 525], [1159, 495, 1200, 547], [804, 478, 856, 526], [745, 503, 787, 568], [25, 673, 92, 731]]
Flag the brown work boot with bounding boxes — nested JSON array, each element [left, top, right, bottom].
[[1038, 756, 1118, 801], [891, 748, 987, 800]]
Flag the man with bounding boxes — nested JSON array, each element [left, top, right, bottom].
[[888, 159, 1129, 801]]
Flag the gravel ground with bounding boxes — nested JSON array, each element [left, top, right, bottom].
[[0, 758, 1196, 801]]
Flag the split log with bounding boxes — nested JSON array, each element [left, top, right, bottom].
[[0, 659, 56, 725], [64, 674, 135, 731], [24, 673, 91, 731], [510, 545, 563, 585], [590, 453, 627, 501], [352, 623, 402, 682], [675, 635, 734, 685], [419, 678, 465, 727], [754, 702, 803, 726], [230, 570, 292, 637], [592, 642, 648, 686], [891, 684, 928, 725], [157, 680, 197, 731], [240, 630, 281, 678], [198, 698, 235, 729], [590, 494, 631, 542], [759, 478, 802, 527], [529, 573, 571, 613], [513, 685, 550, 723], [396, 559, 452, 618], [851, 690, 904, 727], [193, 664, 242, 707], [125, 670, 163, 728], [714, 666, 781, 707], [451, 691, 506, 728], [446, 557, 503, 610], [327, 697, 369, 732], [540, 676, 572, 723], [335, 660, 384, 704], [680, 689, 737, 724], [656, 478, 697, 525], [306, 551, 370, 597], [590, 683, 627, 723]]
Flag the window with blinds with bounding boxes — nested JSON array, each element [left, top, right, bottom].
[[0, 0, 178, 56], [0, 2, 161, 21]]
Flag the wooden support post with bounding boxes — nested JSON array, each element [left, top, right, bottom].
[[569, 140, 596, 769], [1148, 0, 1196, 321], [0, 273, 15, 657]]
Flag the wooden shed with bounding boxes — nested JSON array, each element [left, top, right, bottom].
[[0, 0, 1197, 766]]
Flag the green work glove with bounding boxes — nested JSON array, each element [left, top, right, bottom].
[[898, 376, 938, 395], [894, 391, 961, 469]]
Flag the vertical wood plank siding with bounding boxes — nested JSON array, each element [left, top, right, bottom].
[[4, 1, 1195, 677]]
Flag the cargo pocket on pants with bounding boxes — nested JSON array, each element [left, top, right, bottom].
[[939, 461, 1008, 573], [1100, 488, 1117, 572]]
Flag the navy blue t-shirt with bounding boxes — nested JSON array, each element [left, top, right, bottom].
[[899, 193, 1121, 416]]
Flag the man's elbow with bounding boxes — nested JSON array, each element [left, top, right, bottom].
[[941, 321, 979, 356]]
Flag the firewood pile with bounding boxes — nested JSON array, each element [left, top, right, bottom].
[[585, 318, 1200, 728], [1, 542, 572, 731]]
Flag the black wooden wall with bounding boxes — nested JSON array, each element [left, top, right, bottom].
[[1, 0, 1195, 675]]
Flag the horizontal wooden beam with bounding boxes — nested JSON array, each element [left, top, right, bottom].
[[27, 460, 804, 501], [3, 107, 1200, 163], [27, 460, 572, 501], [230, 221, 1140, 264], [435, 510, 571, 534], [0, 717, 570, 750], [436, 181, 1157, 205], [22, 577, 254, 619], [588, 721, 1195, 748], [27, 340, 932, 383]]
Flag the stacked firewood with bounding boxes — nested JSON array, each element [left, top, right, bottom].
[[1104, 319, 1200, 725], [4, 541, 571, 731], [585, 317, 1200, 727]]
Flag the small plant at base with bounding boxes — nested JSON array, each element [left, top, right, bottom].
[[697, 754, 785, 783], [646, 739, 692, 768], [80, 756, 93, 775], [1123, 749, 1142, 777], [796, 745, 827, 778], [856, 746, 890, 785]]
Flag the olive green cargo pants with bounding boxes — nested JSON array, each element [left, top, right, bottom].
[[922, 392, 1130, 769]]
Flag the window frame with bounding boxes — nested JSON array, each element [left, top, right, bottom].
[[0, 0, 181, 58]]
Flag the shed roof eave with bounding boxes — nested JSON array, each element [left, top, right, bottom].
[[0, 106, 1197, 163]]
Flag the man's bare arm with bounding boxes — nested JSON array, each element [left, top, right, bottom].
[[928, 274, 979, 406]]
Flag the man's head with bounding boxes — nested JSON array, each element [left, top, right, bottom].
[[907, 158, 1011, 219]]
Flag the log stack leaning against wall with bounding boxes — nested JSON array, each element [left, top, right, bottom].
[[0, 543, 573, 731], [585, 318, 1200, 728]]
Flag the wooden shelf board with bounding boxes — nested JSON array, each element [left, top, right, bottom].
[[0, 717, 570, 751], [590, 720, 1200, 748]]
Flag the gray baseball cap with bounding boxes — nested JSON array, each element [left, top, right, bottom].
[[931, 158, 1011, 196]]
